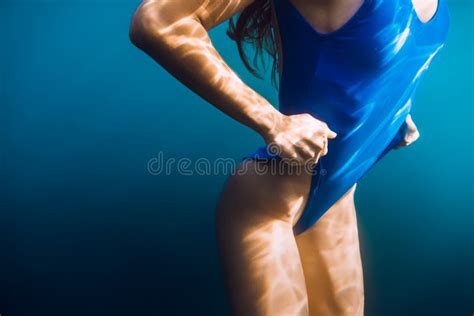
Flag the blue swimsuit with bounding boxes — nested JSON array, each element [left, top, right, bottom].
[[242, 0, 450, 235]]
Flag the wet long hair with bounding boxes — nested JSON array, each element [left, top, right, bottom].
[[227, 0, 280, 88]]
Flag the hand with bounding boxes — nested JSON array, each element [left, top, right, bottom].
[[395, 114, 420, 149], [261, 113, 337, 165]]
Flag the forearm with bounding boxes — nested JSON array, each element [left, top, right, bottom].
[[129, 2, 281, 138]]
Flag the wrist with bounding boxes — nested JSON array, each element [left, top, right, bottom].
[[253, 106, 284, 142]]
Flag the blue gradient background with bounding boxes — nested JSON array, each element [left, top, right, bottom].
[[1, 0, 472, 315]]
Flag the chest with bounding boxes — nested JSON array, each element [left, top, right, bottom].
[[298, 3, 446, 80]]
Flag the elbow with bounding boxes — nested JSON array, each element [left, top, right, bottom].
[[129, 6, 159, 49], [130, 4, 204, 50], [128, 15, 141, 48]]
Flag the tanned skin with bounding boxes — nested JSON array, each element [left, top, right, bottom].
[[129, 0, 437, 314]]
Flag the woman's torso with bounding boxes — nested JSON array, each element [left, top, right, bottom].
[[269, 0, 450, 233]]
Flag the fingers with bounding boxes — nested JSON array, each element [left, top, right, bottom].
[[294, 142, 323, 163], [322, 138, 329, 156], [307, 152, 321, 168], [289, 129, 333, 164], [286, 136, 327, 165], [266, 113, 337, 164], [311, 116, 337, 139], [404, 129, 420, 145], [397, 115, 420, 148], [405, 114, 415, 127], [326, 129, 337, 139], [299, 121, 334, 156], [273, 140, 320, 165], [299, 137, 328, 158], [394, 130, 420, 148]]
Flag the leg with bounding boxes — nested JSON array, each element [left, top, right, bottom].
[[215, 159, 312, 316], [295, 184, 365, 316]]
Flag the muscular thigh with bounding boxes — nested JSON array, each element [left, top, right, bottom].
[[295, 184, 365, 316], [216, 159, 313, 226], [215, 159, 314, 316]]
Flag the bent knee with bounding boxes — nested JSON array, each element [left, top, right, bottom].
[[216, 159, 312, 225]]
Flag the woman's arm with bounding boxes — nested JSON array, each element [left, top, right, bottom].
[[129, 0, 278, 137], [129, 0, 336, 164]]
